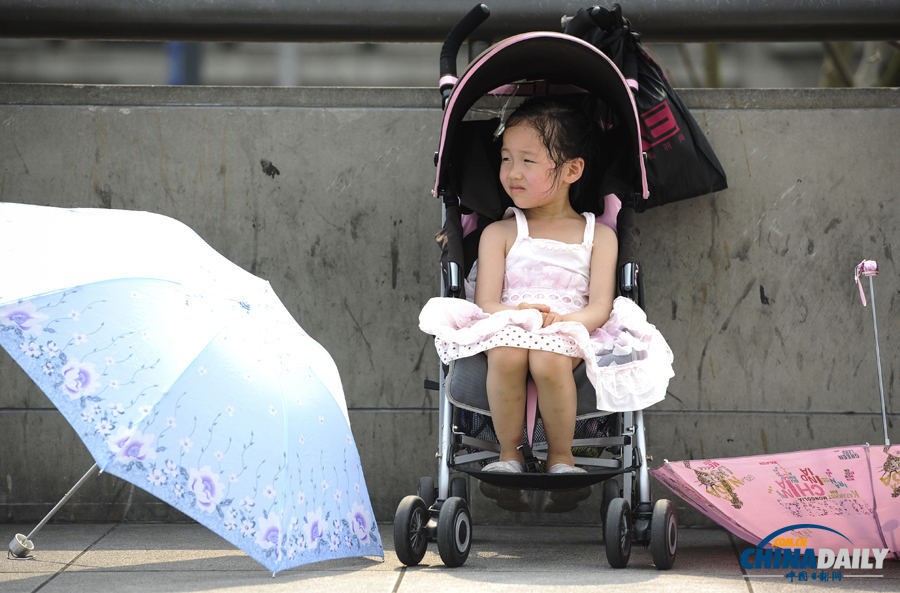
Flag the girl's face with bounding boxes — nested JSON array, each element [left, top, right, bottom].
[[499, 124, 565, 209]]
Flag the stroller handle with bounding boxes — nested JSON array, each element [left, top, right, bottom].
[[439, 4, 490, 106]]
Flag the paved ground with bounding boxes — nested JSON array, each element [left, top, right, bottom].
[[2, 523, 898, 592]]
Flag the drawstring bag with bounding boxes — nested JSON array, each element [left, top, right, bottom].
[[564, 4, 728, 210]]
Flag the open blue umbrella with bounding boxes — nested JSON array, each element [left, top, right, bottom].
[[1, 202, 382, 572]]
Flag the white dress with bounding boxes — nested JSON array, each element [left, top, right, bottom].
[[419, 207, 674, 412]]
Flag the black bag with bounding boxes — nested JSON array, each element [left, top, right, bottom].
[[564, 5, 728, 210]]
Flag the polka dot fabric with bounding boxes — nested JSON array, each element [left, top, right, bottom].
[[436, 325, 580, 364]]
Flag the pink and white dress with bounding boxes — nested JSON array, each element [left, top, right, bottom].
[[419, 207, 674, 412]]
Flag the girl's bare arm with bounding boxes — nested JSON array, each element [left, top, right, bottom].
[[474, 221, 513, 313], [559, 223, 618, 332]]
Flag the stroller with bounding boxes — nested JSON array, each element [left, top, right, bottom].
[[394, 5, 677, 569]]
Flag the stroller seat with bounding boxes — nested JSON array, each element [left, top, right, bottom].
[[446, 352, 631, 492], [447, 352, 631, 420]]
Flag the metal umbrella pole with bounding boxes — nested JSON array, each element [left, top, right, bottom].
[[8, 464, 99, 558], [856, 260, 890, 446]]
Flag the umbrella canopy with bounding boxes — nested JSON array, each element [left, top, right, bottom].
[[650, 444, 899, 559], [0, 202, 382, 572]]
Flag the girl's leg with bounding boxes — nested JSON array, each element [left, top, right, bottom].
[[485, 347, 529, 465], [529, 350, 580, 468]]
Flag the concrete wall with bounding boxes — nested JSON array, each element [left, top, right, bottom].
[[1, 84, 898, 528]]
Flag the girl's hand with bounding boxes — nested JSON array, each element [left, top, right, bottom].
[[541, 311, 564, 327], [514, 302, 561, 326], [516, 302, 551, 313]]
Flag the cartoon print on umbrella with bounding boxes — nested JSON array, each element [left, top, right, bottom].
[[880, 445, 900, 499], [683, 460, 744, 510], [652, 445, 898, 557]]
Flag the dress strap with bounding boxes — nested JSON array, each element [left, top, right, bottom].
[[582, 211, 596, 246], [505, 207, 530, 241]]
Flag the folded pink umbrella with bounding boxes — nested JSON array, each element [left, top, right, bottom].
[[651, 260, 897, 559], [651, 444, 899, 557]]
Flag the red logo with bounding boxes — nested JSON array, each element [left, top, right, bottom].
[[640, 101, 679, 150]]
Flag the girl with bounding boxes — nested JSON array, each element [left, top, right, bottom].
[[420, 96, 673, 478]]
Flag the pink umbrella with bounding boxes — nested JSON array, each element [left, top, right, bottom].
[[650, 260, 898, 560], [650, 444, 899, 558]]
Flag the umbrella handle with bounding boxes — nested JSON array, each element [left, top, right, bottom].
[[855, 259, 877, 306], [867, 276, 890, 446], [8, 463, 99, 558], [27, 463, 99, 540], [856, 260, 889, 446]]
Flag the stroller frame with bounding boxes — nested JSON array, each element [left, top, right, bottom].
[[395, 5, 676, 571]]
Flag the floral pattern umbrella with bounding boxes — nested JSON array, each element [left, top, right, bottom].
[[0, 203, 382, 572]]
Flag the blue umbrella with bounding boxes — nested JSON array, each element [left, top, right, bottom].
[[1, 202, 382, 572]]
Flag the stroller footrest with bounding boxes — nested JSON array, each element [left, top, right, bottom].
[[459, 467, 631, 492]]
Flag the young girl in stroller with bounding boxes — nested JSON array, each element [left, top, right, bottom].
[[419, 95, 674, 480]]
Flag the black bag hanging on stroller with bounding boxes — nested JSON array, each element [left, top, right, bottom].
[[564, 4, 729, 210]]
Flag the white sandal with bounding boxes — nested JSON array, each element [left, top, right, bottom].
[[483, 460, 524, 473], [548, 463, 587, 474]]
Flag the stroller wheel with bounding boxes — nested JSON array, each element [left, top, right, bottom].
[[600, 478, 619, 531], [604, 498, 632, 569], [650, 499, 678, 570], [418, 476, 436, 508], [450, 476, 468, 502], [437, 496, 472, 567], [394, 495, 429, 566]]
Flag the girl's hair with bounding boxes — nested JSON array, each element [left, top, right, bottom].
[[503, 95, 603, 210]]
